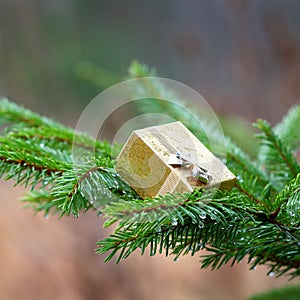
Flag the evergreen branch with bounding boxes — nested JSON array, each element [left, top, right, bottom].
[[128, 60, 157, 78], [50, 161, 112, 217], [8, 125, 111, 155], [102, 190, 256, 226], [21, 189, 56, 216], [99, 193, 300, 277], [226, 139, 271, 189], [0, 98, 110, 156], [97, 192, 255, 262], [0, 134, 73, 164], [234, 182, 267, 209], [273, 105, 300, 151], [0, 98, 60, 127], [103, 192, 192, 226], [50, 168, 93, 217], [49, 156, 137, 217], [201, 223, 300, 278], [255, 119, 300, 189], [1, 68, 300, 280], [0, 145, 66, 188], [275, 174, 300, 226], [128, 62, 213, 150], [0, 98, 127, 217]]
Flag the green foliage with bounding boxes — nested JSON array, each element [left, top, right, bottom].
[[0, 63, 300, 282], [248, 285, 300, 300], [97, 190, 255, 263], [127, 60, 156, 78], [0, 98, 136, 217], [260, 105, 300, 156], [255, 119, 300, 189], [21, 189, 56, 216]]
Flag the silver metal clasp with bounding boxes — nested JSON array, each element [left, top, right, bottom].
[[168, 152, 212, 184]]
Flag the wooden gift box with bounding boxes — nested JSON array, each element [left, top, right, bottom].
[[116, 122, 236, 198]]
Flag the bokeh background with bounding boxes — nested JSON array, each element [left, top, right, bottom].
[[0, 1, 300, 299]]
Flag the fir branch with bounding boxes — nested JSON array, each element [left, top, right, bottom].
[[226, 139, 271, 189], [128, 62, 213, 149], [201, 223, 300, 278], [273, 105, 300, 151], [0, 98, 111, 156], [97, 191, 255, 261], [0, 98, 127, 217], [102, 190, 256, 226], [0, 98, 59, 127], [21, 189, 56, 216], [0, 145, 66, 188], [50, 161, 112, 217], [0, 134, 73, 165], [7, 125, 111, 155], [128, 60, 157, 78], [275, 174, 300, 226], [50, 168, 93, 217], [255, 119, 300, 189], [99, 192, 300, 277], [49, 156, 137, 217], [234, 182, 265, 207], [1, 73, 300, 280]]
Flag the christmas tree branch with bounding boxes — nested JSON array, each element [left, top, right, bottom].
[[98, 188, 300, 277], [1, 63, 300, 278], [21, 189, 56, 215], [0, 98, 111, 155], [0, 97, 136, 216], [97, 62, 300, 277], [255, 119, 300, 181]]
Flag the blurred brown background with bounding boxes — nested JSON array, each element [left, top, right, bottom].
[[0, 1, 299, 299]]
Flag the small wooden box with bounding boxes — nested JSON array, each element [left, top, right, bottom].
[[115, 122, 236, 198]]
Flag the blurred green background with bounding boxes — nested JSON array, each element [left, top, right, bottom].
[[0, 1, 300, 299]]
